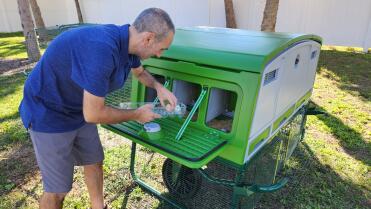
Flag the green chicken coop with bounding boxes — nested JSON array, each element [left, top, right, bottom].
[[103, 26, 322, 208]]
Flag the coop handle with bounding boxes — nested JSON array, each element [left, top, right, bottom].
[[251, 177, 289, 193]]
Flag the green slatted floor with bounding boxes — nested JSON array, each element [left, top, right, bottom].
[[103, 118, 228, 168]]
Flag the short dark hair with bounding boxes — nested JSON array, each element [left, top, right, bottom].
[[133, 8, 175, 41]]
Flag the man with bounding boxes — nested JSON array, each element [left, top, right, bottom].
[[19, 8, 177, 209]]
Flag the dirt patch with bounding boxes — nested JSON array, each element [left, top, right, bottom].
[[0, 58, 36, 75]]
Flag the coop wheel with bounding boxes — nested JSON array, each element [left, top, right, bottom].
[[162, 158, 202, 199]]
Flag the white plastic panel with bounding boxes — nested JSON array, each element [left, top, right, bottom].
[[275, 44, 311, 115], [304, 43, 321, 90], [206, 88, 228, 123], [245, 41, 321, 163], [249, 57, 283, 138]]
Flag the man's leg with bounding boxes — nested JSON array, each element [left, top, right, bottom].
[[84, 162, 104, 209], [40, 192, 67, 209], [29, 129, 76, 209], [73, 124, 105, 209]]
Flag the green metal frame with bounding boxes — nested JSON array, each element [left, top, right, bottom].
[[103, 104, 316, 208], [127, 133, 290, 209], [124, 108, 313, 208], [129, 142, 185, 209]]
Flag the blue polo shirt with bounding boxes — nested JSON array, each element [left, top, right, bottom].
[[19, 24, 141, 133]]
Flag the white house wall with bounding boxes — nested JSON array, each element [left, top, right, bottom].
[[0, 0, 78, 32], [275, 0, 371, 50], [0, 0, 370, 50]]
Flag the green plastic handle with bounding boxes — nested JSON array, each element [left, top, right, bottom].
[[251, 177, 289, 193]]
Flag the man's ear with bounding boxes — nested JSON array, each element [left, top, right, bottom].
[[143, 32, 156, 47]]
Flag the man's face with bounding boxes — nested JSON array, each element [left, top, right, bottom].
[[137, 31, 174, 60]]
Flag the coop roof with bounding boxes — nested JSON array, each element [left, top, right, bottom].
[[160, 26, 322, 73]]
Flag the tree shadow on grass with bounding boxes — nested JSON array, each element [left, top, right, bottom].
[[311, 102, 371, 166], [0, 41, 26, 57], [0, 32, 23, 38], [317, 49, 371, 101], [258, 141, 370, 209], [0, 71, 26, 99], [0, 111, 19, 123]]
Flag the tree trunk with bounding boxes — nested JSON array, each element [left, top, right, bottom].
[[261, 0, 280, 32], [17, 0, 40, 62], [224, 0, 237, 28], [74, 0, 84, 23], [28, 0, 47, 41], [29, 0, 44, 28]]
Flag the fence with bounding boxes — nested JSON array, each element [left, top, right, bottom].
[[0, 0, 370, 51]]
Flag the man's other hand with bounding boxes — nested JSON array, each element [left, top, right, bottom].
[[134, 104, 161, 124], [155, 83, 177, 112]]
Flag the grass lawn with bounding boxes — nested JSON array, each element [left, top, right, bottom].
[[0, 33, 370, 209]]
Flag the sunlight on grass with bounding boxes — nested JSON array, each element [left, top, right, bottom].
[[321, 45, 367, 53], [0, 34, 46, 59], [0, 84, 24, 119], [306, 117, 369, 188], [0, 73, 28, 148], [313, 68, 370, 151]]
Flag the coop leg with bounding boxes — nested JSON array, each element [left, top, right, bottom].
[[129, 142, 184, 209]]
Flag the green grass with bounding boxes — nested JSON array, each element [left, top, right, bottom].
[[0, 32, 46, 59], [0, 33, 370, 208]]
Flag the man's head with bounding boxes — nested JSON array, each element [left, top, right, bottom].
[[131, 8, 175, 60]]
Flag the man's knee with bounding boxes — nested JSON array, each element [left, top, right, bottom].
[[84, 162, 103, 170], [43, 192, 68, 202]]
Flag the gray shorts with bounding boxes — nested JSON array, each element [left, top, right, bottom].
[[29, 123, 104, 193]]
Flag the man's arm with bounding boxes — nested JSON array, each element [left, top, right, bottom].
[[131, 65, 162, 89], [83, 90, 160, 124], [132, 66, 177, 110]]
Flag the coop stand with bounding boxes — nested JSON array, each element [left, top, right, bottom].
[[129, 142, 185, 209], [129, 140, 289, 209]]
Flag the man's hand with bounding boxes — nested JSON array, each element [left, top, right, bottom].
[[132, 66, 178, 111], [155, 83, 177, 112], [134, 104, 161, 124]]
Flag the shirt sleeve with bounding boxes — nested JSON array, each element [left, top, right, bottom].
[[70, 41, 115, 97], [130, 55, 141, 68]]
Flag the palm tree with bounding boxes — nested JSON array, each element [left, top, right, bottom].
[[17, 0, 41, 62], [261, 0, 280, 32], [28, 0, 47, 41], [74, 0, 84, 23], [224, 0, 237, 28]]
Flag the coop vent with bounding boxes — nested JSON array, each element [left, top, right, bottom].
[[263, 69, 278, 85]]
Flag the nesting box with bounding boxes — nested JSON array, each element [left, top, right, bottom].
[[103, 27, 321, 208]]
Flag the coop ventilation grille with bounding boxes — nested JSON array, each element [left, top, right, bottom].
[[263, 69, 278, 85]]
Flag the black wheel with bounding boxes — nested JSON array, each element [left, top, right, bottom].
[[162, 158, 202, 199]]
